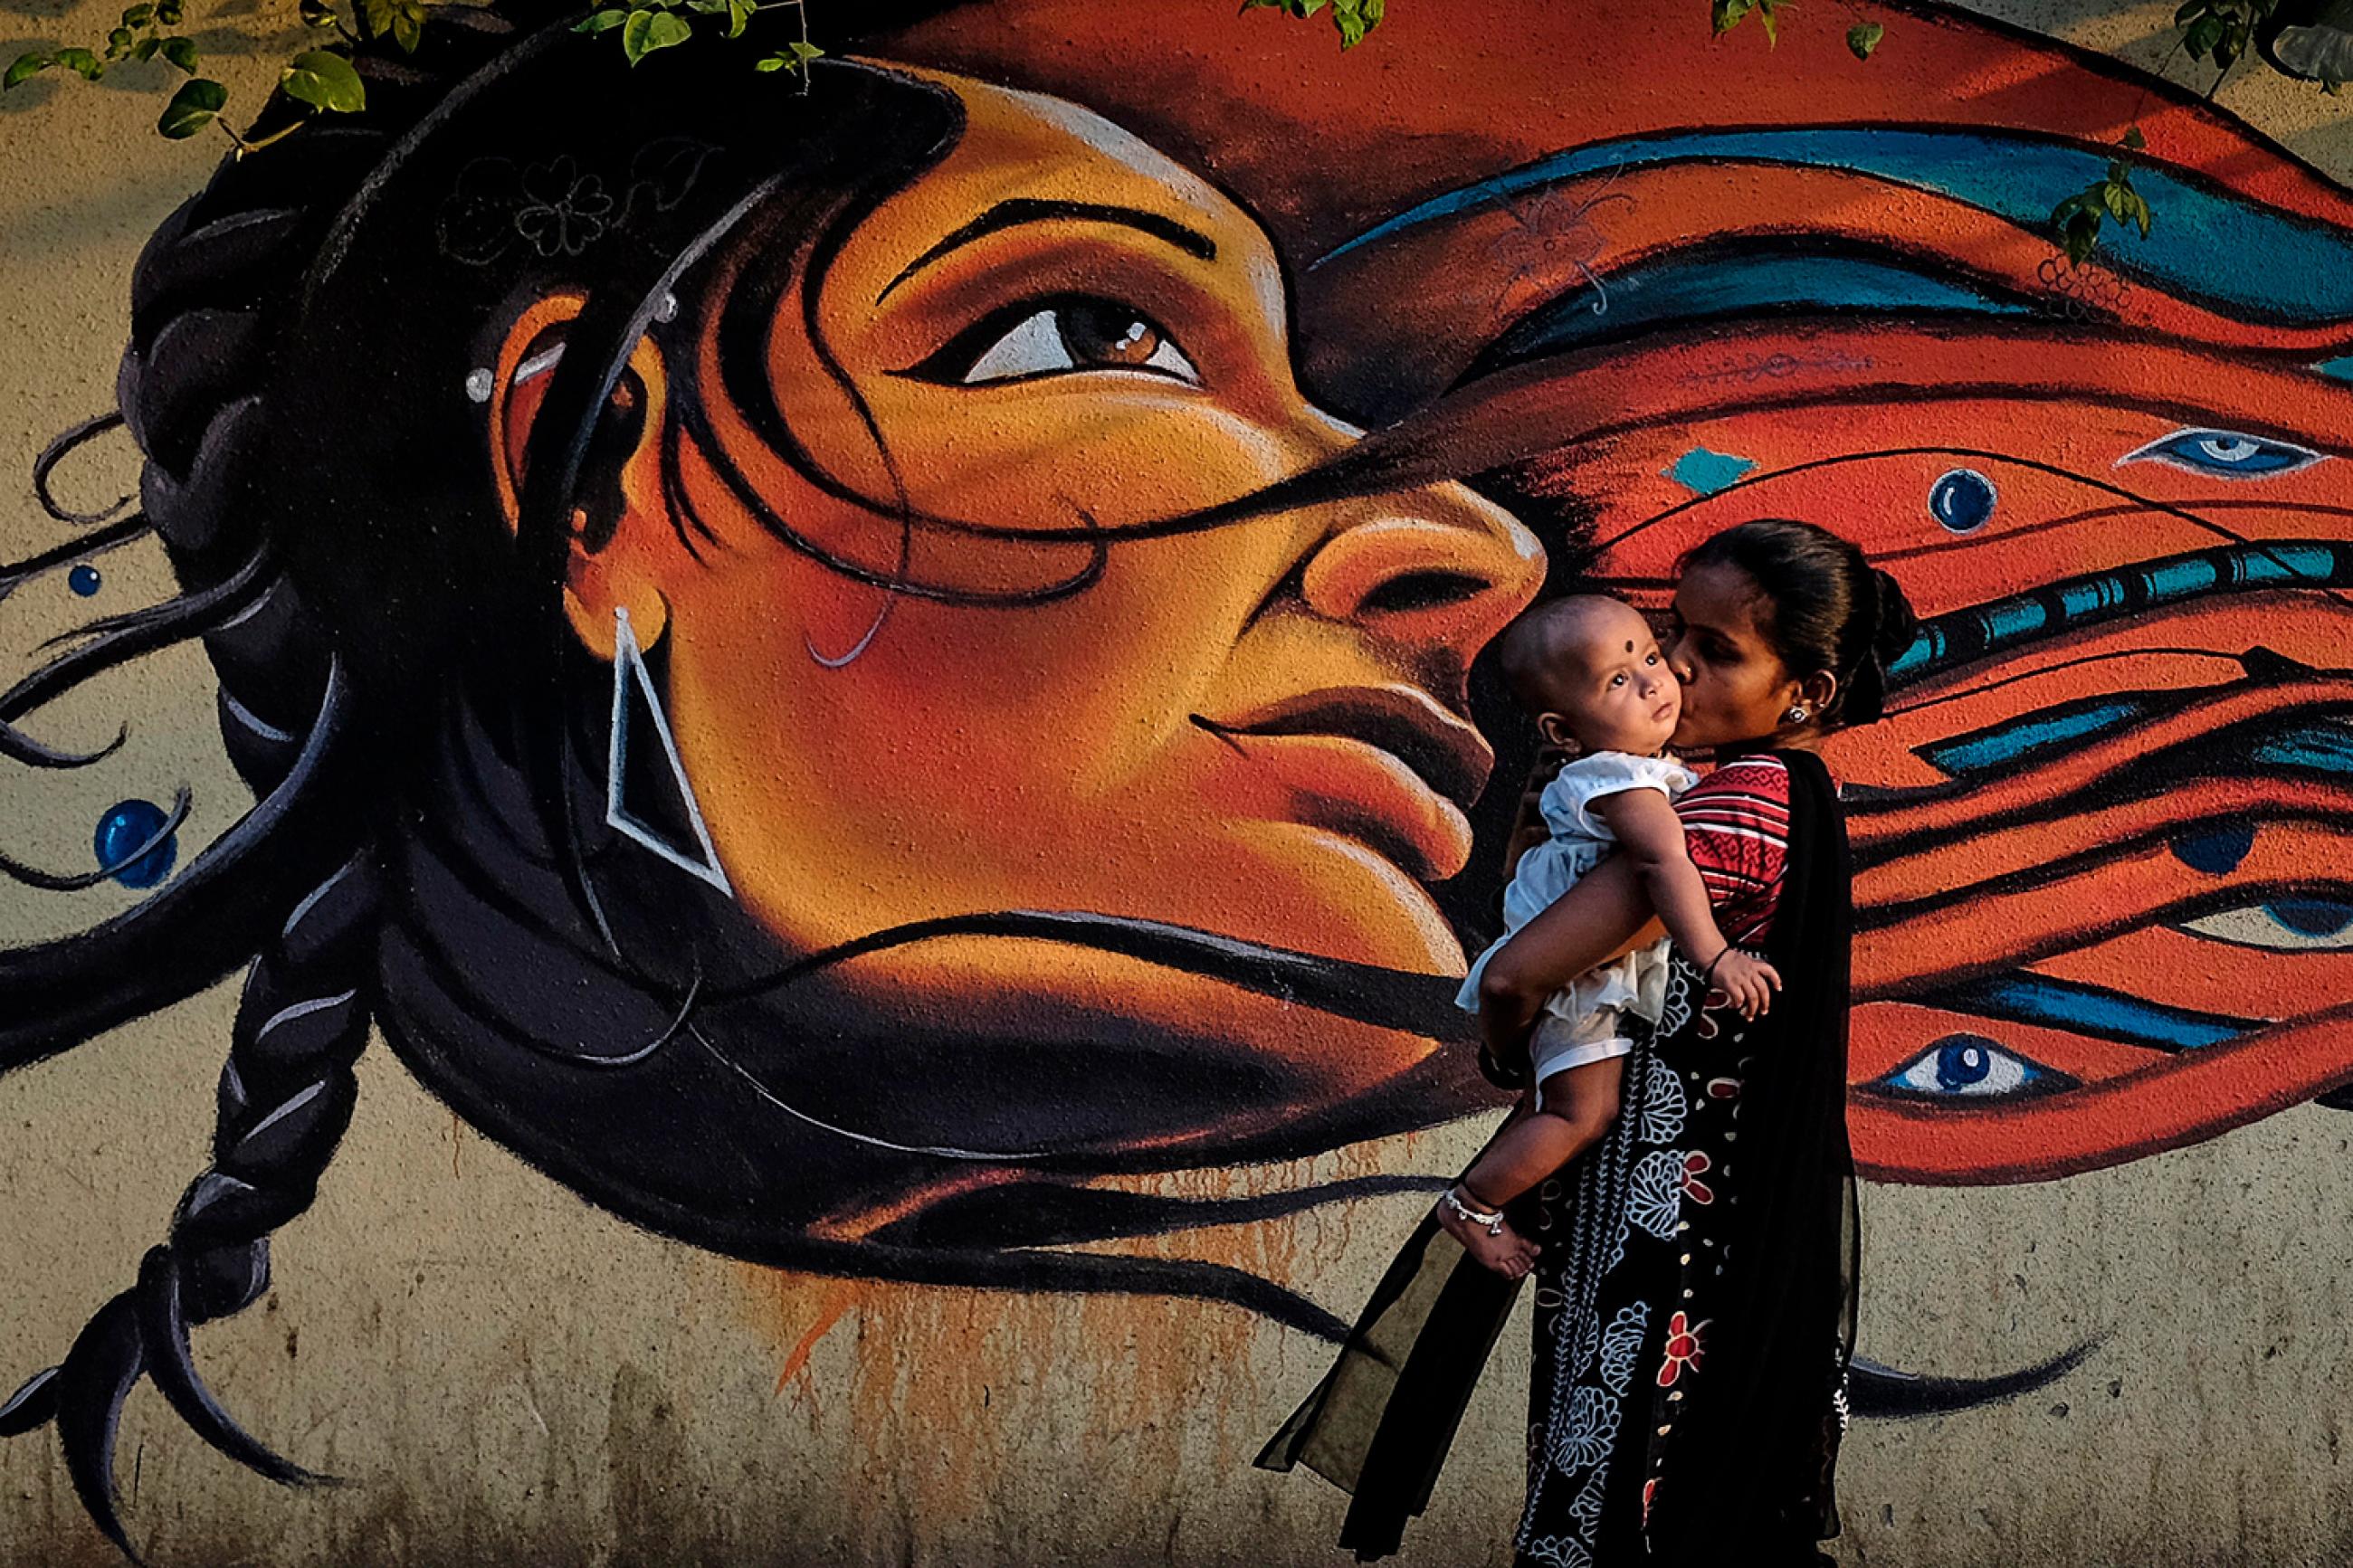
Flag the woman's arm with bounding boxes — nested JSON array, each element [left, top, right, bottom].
[[1477, 853, 1665, 1057]]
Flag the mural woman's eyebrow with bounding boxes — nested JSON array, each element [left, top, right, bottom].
[[876, 197, 1217, 303]]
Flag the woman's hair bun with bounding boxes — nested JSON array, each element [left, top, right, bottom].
[[1870, 565, 1919, 663]]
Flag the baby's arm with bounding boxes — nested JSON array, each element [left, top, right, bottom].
[[1589, 789, 1779, 1018]]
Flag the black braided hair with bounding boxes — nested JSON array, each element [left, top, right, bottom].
[[0, 856, 379, 1555], [0, 10, 541, 1556]]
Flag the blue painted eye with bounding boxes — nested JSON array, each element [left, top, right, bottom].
[[2184, 899, 2353, 950], [2119, 427, 2325, 480], [68, 565, 101, 597], [1929, 468, 1996, 533], [1880, 1034, 2072, 1100]]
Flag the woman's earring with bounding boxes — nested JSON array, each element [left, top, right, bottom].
[[606, 606, 735, 896], [1785, 704, 1810, 725]]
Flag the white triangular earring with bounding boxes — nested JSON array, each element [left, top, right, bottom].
[[606, 606, 734, 896]]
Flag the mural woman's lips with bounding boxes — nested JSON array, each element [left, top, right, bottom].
[[1196, 685, 1492, 882]]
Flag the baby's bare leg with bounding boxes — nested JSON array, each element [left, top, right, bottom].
[[1442, 1055, 1625, 1278]]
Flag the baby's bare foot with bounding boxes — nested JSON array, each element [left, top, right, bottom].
[[1437, 1189, 1539, 1278]]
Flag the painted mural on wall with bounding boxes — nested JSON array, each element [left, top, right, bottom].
[[1, 0, 2348, 1554]]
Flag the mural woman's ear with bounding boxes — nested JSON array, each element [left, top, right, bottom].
[[485, 291, 678, 658]]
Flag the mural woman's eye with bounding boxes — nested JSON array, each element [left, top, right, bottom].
[[2181, 898, 2353, 950], [911, 296, 1200, 386], [1878, 1034, 2073, 1100], [2119, 426, 2326, 479]]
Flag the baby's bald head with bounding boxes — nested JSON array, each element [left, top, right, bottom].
[[1497, 595, 1645, 713]]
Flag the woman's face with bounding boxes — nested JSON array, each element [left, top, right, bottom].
[[1663, 561, 1805, 750], [500, 71, 1542, 1109]]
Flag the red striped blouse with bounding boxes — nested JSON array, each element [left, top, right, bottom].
[[1675, 754, 1792, 947]]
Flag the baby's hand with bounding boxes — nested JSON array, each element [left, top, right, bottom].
[[1708, 949, 1782, 1020]]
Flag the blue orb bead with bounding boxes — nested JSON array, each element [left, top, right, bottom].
[[93, 798, 177, 889]]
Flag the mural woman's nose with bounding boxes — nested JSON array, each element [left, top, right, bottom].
[[1296, 487, 1543, 686]]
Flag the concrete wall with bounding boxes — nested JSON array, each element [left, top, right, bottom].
[[2, 1, 2348, 1563]]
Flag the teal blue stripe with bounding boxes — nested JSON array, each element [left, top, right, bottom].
[[2242, 544, 2339, 582], [1920, 701, 2143, 774], [1939, 974, 2247, 1050], [2145, 557, 2219, 597], [1319, 128, 2353, 325], [2254, 721, 2353, 774]]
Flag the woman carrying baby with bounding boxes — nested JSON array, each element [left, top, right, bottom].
[[1488, 518, 1916, 1568], [1260, 518, 1915, 1567]]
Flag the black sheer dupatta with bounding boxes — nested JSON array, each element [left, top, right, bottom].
[[1653, 746, 1860, 1562], [1252, 1206, 1522, 1560]]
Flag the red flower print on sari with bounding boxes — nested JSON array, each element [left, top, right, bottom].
[[1681, 1151, 1715, 1204], [1643, 1478, 1658, 1525], [1657, 1312, 1708, 1387]]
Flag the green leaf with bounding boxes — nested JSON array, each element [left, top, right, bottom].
[[55, 46, 103, 80], [129, 35, 158, 60], [726, 0, 750, 36], [122, 3, 154, 24], [281, 48, 364, 112], [1846, 22, 1884, 60], [3, 51, 51, 90], [2121, 124, 2147, 151], [2323, 70, 2345, 97], [159, 34, 196, 71], [2175, 0, 2205, 24], [157, 74, 225, 137], [620, 7, 691, 66], [2062, 211, 2101, 266], [756, 39, 820, 73], [575, 7, 630, 31], [1758, 0, 1778, 45], [2184, 13, 2225, 57], [1712, 0, 1756, 34], [391, 2, 422, 52], [107, 26, 136, 54], [156, 0, 182, 21], [299, 0, 337, 25]]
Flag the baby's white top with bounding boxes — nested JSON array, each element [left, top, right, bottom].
[[1534, 749, 1701, 845]]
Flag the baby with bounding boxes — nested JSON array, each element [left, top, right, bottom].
[[1441, 595, 1779, 1276]]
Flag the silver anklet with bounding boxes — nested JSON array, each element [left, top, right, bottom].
[[1443, 1188, 1508, 1237]]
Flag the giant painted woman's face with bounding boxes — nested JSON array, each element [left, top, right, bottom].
[[491, 69, 1541, 1114]]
